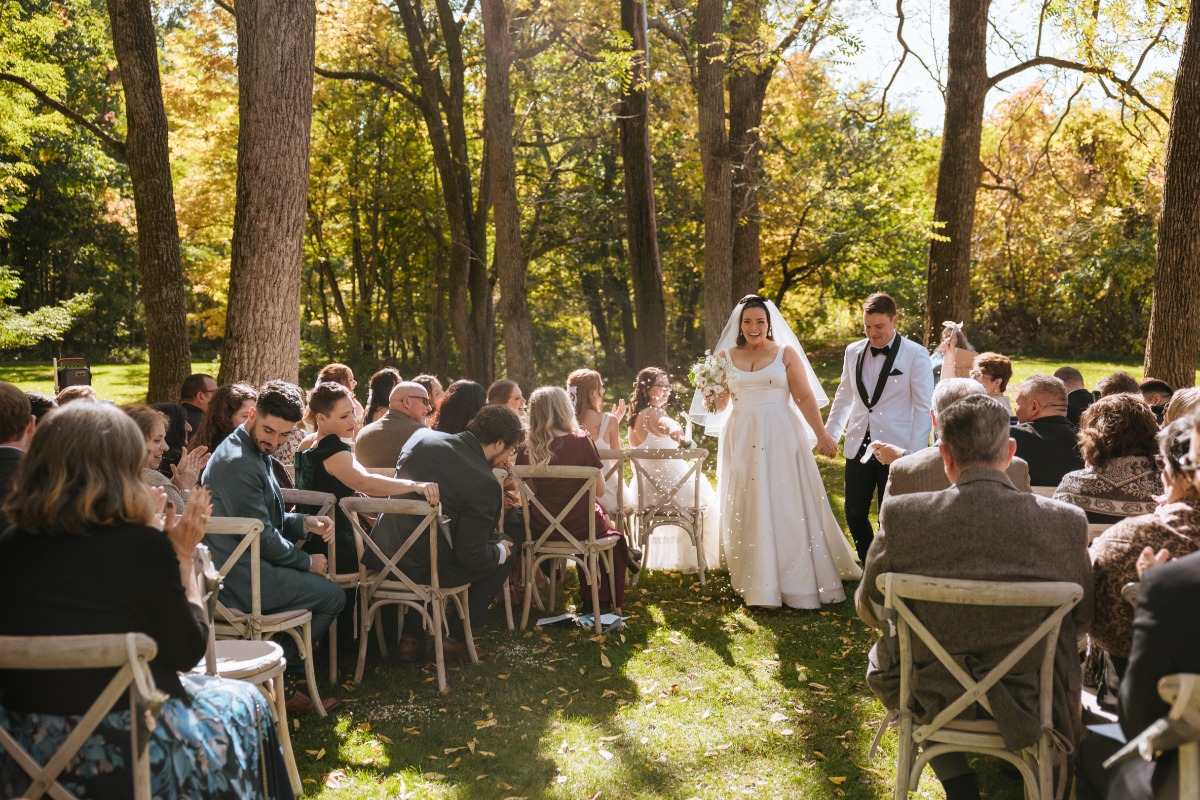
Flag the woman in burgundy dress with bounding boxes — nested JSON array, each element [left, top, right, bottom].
[[516, 387, 639, 612]]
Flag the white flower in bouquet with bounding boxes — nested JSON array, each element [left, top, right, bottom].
[[689, 350, 734, 411]]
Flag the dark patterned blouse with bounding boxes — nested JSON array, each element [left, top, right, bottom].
[[1053, 455, 1160, 524]]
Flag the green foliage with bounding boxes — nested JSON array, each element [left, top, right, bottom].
[[0, 264, 92, 349]]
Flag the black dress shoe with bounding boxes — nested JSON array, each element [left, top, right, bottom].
[[393, 635, 426, 663], [628, 547, 644, 574]]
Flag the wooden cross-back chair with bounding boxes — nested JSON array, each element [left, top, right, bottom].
[[510, 464, 619, 634], [340, 497, 478, 692], [202, 517, 328, 717], [876, 573, 1083, 800], [0, 633, 166, 800], [280, 488, 354, 683], [1105, 673, 1200, 796], [595, 447, 633, 540], [627, 447, 710, 585], [191, 545, 302, 794]]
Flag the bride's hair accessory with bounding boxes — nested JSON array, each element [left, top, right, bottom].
[[566, 384, 577, 402], [941, 321, 964, 333]]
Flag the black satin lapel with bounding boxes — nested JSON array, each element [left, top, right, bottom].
[[855, 343, 870, 406]]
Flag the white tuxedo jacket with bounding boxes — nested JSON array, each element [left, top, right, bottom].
[[824, 336, 935, 457]]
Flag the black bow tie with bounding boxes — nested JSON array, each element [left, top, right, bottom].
[[870, 343, 893, 357]]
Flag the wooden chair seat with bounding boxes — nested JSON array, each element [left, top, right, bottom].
[[217, 608, 312, 630]]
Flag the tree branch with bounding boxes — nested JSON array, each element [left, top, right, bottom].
[[0, 72, 126, 157], [313, 66, 421, 107], [987, 57, 1167, 121], [212, 0, 235, 16]]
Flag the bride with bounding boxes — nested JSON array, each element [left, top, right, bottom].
[[692, 295, 861, 608]]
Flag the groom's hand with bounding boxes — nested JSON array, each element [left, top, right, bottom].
[[816, 435, 838, 458]]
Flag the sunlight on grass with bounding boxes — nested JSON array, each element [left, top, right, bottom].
[[0, 361, 218, 405]]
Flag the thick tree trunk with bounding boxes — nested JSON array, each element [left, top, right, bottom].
[[1145, 0, 1200, 387], [697, 0, 734, 348], [727, 0, 764, 301], [619, 0, 669, 368], [924, 0, 991, 346], [482, 0, 534, 389], [105, 0, 191, 402], [220, 0, 315, 385]]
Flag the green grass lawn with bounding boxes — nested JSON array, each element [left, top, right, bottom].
[[0, 362, 218, 406]]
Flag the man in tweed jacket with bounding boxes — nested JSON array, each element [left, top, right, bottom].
[[856, 394, 1092, 800]]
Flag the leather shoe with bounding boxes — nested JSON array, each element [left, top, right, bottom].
[[628, 547, 644, 574], [394, 635, 426, 663], [440, 637, 486, 663], [285, 690, 340, 715]]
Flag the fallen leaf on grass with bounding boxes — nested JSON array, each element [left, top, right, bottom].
[[479, 750, 496, 757], [305, 748, 326, 760], [598, 735, 620, 742], [475, 718, 498, 729], [425, 772, 446, 780], [602, 689, 618, 698], [780, 729, 794, 736], [447, 757, 462, 769], [404, 726, 421, 735], [829, 776, 847, 784], [598, 749, 614, 761], [600, 652, 612, 668], [324, 769, 347, 788], [702, 709, 712, 719], [497, 674, 509, 679], [769, 712, 787, 723], [520, 705, 533, 712], [468, 739, 477, 754], [377, 734, 394, 744], [814, 751, 827, 760]]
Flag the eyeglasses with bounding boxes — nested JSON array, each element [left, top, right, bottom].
[[969, 369, 984, 380], [405, 396, 433, 409]]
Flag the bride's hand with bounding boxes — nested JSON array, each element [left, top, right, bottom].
[[815, 433, 838, 458]]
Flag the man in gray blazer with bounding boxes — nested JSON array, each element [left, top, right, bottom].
[[882, 378, 1031, 498], [856, 394, 1093, 800], [202, 380, 344, 714], [355, 381, 430, 469]]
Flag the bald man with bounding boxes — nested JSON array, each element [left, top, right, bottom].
[[354, 382, 431, 470], [1010, 375, 1084, 488]]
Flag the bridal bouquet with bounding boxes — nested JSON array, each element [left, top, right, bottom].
[[689, 350, 733, 412]]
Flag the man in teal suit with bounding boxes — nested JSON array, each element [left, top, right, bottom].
[[201, 380, 344, 714]]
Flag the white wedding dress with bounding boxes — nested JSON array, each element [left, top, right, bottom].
[[629, 427, 721, 574], [718, 347, 861, 608]]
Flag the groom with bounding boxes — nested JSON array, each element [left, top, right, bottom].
[[824, 293, 934, 561]]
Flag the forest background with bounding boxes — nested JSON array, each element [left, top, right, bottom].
[[0, 0, 1194, 398]]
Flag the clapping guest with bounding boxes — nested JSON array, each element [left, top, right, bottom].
[[192, 383, 257, 452], [1053, 393, 1159, 524], [567, 369, 629, 518], [152, 402, 192, 479], [932, 321, 975, 382], [488, 379, 527, 419], [0, 403, 293, 798], [124, 404, 209, 511], [968, 352, 1014, 415], [294, 382, 439, 574], [363, 367, 402, 426], [433, 380, 488, 434]]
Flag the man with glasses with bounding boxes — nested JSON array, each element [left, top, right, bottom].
[[1010, 374, 1084, 487], [178, 373, 217, 432], [355, 381, 432, 470]]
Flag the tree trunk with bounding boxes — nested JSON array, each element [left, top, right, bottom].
[[482, 0, 535, 390], [1145, 0, 1200, 387], [697, 0, 734, 348], [220, 0, 315, 385], [619, 0, 669, 368], [104, 0, 191, 402], [924, 0, 991, 345], [727, 0, 764, 301]]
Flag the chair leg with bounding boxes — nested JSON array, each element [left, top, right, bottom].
[[893, 717, 914, 800], [131, 692, 152, 800], [299, 621, 327, 718], [355, 600, 374, 684], [548, 558, 558, 613], [328, 618, 339, 685], [431, 603, 448, 694], [268, 672, 303, 794], [502, 576, 514, 631], [453, 593, 479, 664], [589, 552, 603, 635]]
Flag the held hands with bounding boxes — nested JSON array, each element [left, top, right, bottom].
[[164, 486, 212, 560], [170, 445, 210, 492], [304, 515, 336, 543], [815, 432, 839, 459]]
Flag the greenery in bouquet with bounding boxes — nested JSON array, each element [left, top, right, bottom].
[[689, 350, 733, 412]]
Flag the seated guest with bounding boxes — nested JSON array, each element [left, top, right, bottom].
[[487, 378, 527, 419], [1095, 370, 1140, 398], [1088, 418, 1200, 684], [54, 385, 96, 406], [313, 363, 364, 438], [295, 381, 438, 573], [1054, 366, 1094, 426], [1139, 377, 1174, 425], [25, 392, 56, 424], [412, 374, 444, 423], [178, 372, 217, 432], [201, 380, 344, 714], [355, 382, 431, 470], [0, 382, 34, 529], [192, 382, 257, 452], [0, 403, 292, 799], [123, 404, 208, 512], [1165, 387, 1200, 426], [882, 378, 1031, 497], [567, 369, 630, 517], [1011, 375, 1084, 487], [516, 387, 634, 613], [968, 352, 1013, 415], [363, 367, 402, 426], [858, 394, 1093, 800], [1054, 393, 1160, 523], [433, 380, 488, 434], [368, 405, 525, 662], [152, 401, 191, 478]]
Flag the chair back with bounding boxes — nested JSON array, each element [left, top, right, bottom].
[[511, 465, 601, 553], [340, 497, 446, 596], [628, 448, 707, 523], [1086, 522, 1112, 543], [192, 544, 220, 675], [280, 488, 356, 580], [1031, 486, 1056, 498], [878, 572, 1083, 745], [202, 517, 266, 635], [595, 447, 629, 529], [0, 633, 165, 800]]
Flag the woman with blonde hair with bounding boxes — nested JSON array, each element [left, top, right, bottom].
[[515, 387, 638, 612], [0, 403, 293, 798], [566, 369, 628, 517]]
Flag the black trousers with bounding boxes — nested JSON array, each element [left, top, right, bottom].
[[844, 454, 890, 561]]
